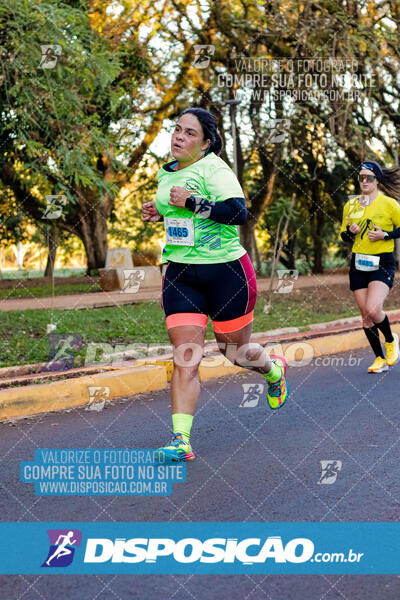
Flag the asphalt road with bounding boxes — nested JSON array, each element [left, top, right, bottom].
[[1, 346, 400, 599]]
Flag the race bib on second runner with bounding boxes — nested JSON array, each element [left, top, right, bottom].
[[355, 253, 380, 271], [164, 217, 194, 246]]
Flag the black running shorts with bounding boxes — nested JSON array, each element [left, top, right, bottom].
[[161, 253, 257, 333], [349, 252, 395, 291]]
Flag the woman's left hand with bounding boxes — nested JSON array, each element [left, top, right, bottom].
[[368, 224, 385, 241], [169, 186, 191, 208]]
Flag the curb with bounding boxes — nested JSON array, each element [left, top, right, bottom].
[[2, 312, 400, 422], [134, 324, 400, 376], [0, 366, 167, 421]]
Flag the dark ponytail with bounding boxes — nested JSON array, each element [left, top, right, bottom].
[[380, 167, 400, 202], [180, 107, 223, 156]]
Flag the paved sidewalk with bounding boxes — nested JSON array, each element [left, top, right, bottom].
[[0, 272, 349, 311]]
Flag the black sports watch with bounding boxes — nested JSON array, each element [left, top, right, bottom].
[[383, 231, 390, 240], [186, 194, 201, 208]]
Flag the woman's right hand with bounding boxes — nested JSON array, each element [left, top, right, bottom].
[[347, 221, 361, 234], [142, 201, 162, 222]]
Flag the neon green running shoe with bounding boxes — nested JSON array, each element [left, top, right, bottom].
[[156, 432, 196, 462], [266, 354, 289, 410]]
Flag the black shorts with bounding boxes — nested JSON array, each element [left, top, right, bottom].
[[161, 253, 257, 333], [349, 252, 395, 291]]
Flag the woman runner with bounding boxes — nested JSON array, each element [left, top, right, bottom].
[[340, 160, 400, 373], [142, 107, 289, 461]]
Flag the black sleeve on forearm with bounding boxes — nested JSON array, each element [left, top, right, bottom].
[[185, 196, 247, 225], [385, 227, 400, 239], [341, 225, 355, 243]]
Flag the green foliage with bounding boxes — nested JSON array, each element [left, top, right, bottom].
[[1, 0, 400, 271], [0, 0, 146, 255]]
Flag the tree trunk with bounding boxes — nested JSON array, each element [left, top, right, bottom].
[[240, 218, 257, 264], [252, 230, 261, 274], [286, 234, 296, 270], [280, 234, 296, 270], [44, 225, 59, 277], [312, 227, 324, 273], [310, 182, 325, 274], [77, 202, 109, 274]]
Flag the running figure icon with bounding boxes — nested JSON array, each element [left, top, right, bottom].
[[45, 531, 77, 566]]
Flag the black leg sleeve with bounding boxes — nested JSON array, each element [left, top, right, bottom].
[[363, 325, 384, 358], [375, 315, 394, 343]]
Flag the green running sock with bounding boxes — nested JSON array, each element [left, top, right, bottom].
[[262, 361, 282, 383], [172, 413, 193, 444]]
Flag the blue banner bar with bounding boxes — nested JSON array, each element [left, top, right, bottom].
[[0, 522, 398, 574]]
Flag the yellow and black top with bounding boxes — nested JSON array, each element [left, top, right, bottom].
[[340, 192, 400, 254]]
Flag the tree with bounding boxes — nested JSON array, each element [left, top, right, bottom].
[[0, 0, 196, 272]]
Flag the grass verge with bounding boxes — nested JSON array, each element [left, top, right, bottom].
[[0, 283, 372, 368]]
